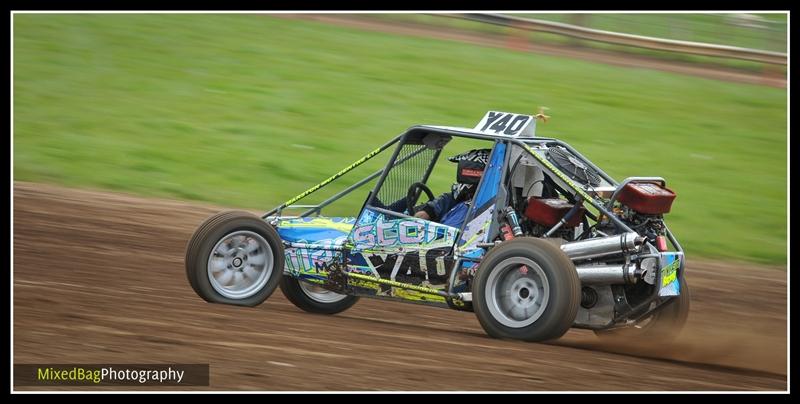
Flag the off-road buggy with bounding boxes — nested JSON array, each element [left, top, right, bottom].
[[185, 111, 689, 342]]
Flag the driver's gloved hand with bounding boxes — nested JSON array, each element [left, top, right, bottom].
[[419, 192, 457, 223], [419, 204, 436, 221]]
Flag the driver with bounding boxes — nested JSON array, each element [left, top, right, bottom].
[[413, 149, 491, 228]]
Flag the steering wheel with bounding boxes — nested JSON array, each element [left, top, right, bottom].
[[406, 182, 435, 215]]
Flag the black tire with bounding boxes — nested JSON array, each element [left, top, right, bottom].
[[279, 276, 359, 314], [472, 237, 581, 342], [185, 210, 284, 307], [595, 277, 691, 343]]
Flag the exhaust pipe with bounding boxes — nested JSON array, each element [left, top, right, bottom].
[[575, 263, 639, 285], [560, 232, 644, 261]]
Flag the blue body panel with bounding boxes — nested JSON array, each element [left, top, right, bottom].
[[274, 217, 356, 275]]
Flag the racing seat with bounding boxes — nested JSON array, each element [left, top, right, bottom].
[[509, 145, 545, 198]]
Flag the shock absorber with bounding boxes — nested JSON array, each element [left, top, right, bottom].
[[502, 206, 524, 239]]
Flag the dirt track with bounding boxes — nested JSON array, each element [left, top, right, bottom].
[[13, 182, 787, 391], [282, 14, 786, 89]]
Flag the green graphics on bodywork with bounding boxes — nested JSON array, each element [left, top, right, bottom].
[[346, 272, 448, 304], [662, 261, 678, 287], [343, 209, 457, 303], [658, 252, 682, 297], [392, 286, 447, 304], [276, 213, 452, 306], [276, 216, 355, 234]]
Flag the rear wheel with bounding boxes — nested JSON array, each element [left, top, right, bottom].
[[185, 210, 284, 307], [595, 278, 690, 343], [280, 276, 359, 314], [472, 237, 581, 342]]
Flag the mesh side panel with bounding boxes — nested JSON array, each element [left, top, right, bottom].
[[375, 144, 437, 206]]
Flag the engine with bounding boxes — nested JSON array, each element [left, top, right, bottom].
[[522, 197, 585, 238], [497, 144, 681, 329], [503, 144, 678, 251], [612, 181, 676, 251]]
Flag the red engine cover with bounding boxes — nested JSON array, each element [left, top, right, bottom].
[[616, 182, 676, 215], [524, 197, 585, 228]]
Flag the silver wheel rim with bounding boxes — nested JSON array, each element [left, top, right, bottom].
[[207, 230, 274, 300], [485, 257, 550, 328], [299, 281, 349, 304]]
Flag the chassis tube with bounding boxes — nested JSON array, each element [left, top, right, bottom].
[[346, 272, 453, 298], [299, 144, 431, 217], [263, 135, 401, 218]]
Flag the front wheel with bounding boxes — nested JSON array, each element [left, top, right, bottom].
[[472, 237, 581, 342], [280, 276, 359, 314], [185, 210, 285, 307]]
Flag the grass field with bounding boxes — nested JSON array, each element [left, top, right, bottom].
[[13, 14, 787, 264]]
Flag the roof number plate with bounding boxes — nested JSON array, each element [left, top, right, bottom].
[[474, 111, 536, 137]]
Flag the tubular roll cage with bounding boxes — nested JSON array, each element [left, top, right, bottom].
[[261, 125, 685, 324]]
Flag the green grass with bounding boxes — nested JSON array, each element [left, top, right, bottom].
[[13, 14, 787, 265]]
